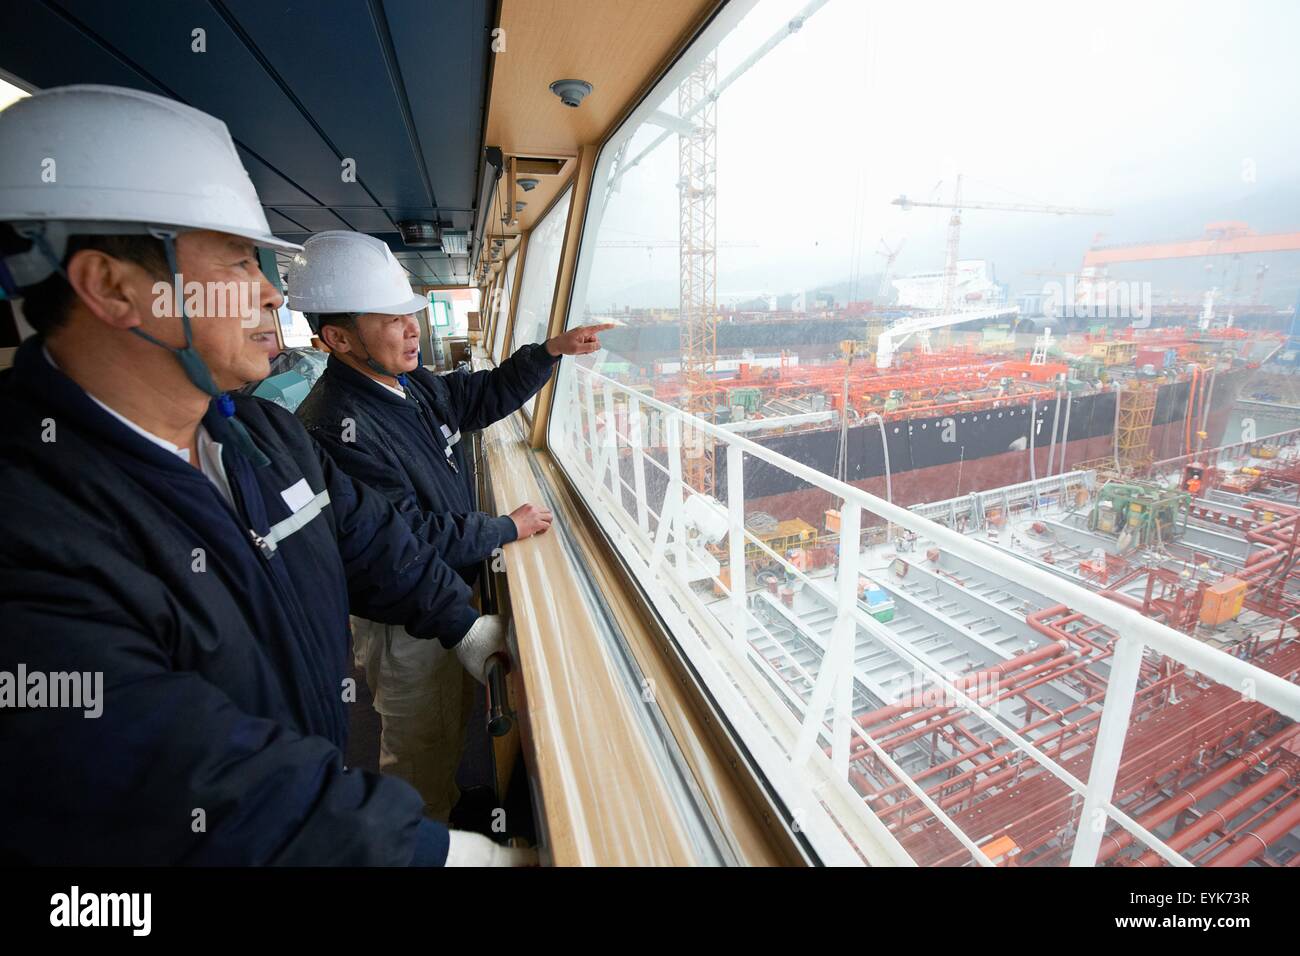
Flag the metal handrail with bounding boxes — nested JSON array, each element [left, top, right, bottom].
[[554, 360, 1300, 866]]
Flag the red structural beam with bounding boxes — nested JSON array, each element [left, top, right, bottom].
[[1083, 223, 1300, 268]]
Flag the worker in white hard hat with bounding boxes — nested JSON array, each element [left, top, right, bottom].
[[292, 229, 613, 824], [0, 85, 530, 866]]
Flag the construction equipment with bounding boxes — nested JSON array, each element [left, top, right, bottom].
[[1083, 221, 1300, 270], [1115, 379, 1157, 470], [1200, 577, 1247, 626], [667, 1, 833, 495], [876, 237, 905, 301], [678, 53, 720, 497], [857, 575, 896, 622], [1088, 481, 1190, 549]]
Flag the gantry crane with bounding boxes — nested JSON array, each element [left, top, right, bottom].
[[1081, 221, 1300, 269], [892, 174, 1112, 313], [1077, 221, 1300, 325]]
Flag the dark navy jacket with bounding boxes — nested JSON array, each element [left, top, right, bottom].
[[0, 337, 478, 865], [296, 344, 561, 577]]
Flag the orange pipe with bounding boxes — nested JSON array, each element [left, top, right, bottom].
[[1101, 724, 1300, 863], [1205, 794, 1300, 867]]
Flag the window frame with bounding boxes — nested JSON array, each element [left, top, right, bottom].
[[492, 247, 521, 364], [507, 179, 576, 422], [527, 0, 839, 861]]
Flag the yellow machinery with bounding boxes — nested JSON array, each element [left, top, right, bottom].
[[747, 517, 817, 559], [713, 517, 820, 597], [1091, 341, 1138, 366]]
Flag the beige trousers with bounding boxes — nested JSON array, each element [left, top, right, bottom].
[[351, 617, 471, 821]]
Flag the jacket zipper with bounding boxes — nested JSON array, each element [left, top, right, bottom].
[[249, 529, 276, 559]]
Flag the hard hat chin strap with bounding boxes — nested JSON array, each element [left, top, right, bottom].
[[126, 232, 222, 393], [366, 356, 403, 379], [350, 322, 404, 381], [132, 231, 270, 467], [4, 224, 71, 291], [25, 224, 270, 468]]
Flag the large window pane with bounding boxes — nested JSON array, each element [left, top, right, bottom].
[[512, 187, 572, 414], [549, 0, 1300, 866], [492, 250, 518, 362]]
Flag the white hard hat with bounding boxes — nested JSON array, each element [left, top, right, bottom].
[[0, 85, 299, 275], [286, 230, 426, 316]]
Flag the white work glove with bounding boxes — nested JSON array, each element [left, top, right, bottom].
[[455, 614, 507, 684], [446, 830, 538, 867]]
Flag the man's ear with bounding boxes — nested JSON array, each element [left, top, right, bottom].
[[65, 249, 157, 330], [320, 323, 351, 354]]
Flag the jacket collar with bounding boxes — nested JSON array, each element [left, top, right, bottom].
[[322, 352, 415, 408], [10, 335, 246, 474]]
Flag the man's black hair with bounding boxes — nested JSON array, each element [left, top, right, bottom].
[[306, 312, 359, 336], [0, 226, 169, 335]]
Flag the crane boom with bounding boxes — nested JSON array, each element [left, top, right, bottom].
[[892, 195, 1113, 216], [893, 176, 1112, 313], [597, 240, 759, 248]]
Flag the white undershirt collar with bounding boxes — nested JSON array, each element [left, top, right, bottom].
[[375, 378, 406, 399]]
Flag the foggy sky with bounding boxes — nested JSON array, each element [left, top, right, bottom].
[[583, 0, 1300, 311]]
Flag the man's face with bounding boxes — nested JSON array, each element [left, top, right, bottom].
[[341, 311, 421, 376], [130, 230, 283, 391]]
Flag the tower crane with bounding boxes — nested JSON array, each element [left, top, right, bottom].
[[892, 174, 1112, 313], [595, 0, 832, 496], [660, 0, 829, 496]]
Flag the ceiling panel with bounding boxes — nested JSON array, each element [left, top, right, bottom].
[[481, 0, 716, 250], [54, 0, 371, 207], [0, 0, 497, 285], [276, 207, 355, 233], [385, 0, 494, 213], [224, 0, 438, 214]]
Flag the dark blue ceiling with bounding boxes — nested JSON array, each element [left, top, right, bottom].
[[0, 0, 497, 285]]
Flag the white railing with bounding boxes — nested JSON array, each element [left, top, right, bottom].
[[1142, 425, 1300, 480], [551, 360, 1300, 867], [909, 470, 1097, 528]]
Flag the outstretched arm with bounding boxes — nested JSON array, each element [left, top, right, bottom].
[[447, 323, 617, 430]]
